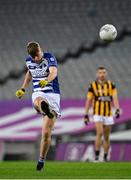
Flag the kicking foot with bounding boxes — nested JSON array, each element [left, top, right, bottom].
[[41, 101, 54, 119]]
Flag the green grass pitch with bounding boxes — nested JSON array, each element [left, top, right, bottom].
[[0, 161, 131, 179]]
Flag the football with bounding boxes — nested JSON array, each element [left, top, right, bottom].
[[99, 24, 117, 41]]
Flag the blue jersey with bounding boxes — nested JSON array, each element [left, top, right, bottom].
[[25, 52, 60, 94]]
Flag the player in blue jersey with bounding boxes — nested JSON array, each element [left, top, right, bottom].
[[15, 41, 60, 171]]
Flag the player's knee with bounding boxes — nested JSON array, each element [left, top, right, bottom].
[[96, 130, 103, 137], [34, 97, 44, 107], [104, 135, 110, 142], [34, 99, 39, 108]]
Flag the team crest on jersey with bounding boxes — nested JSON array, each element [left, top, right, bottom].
[[28, 59, 49, 77], [98, 89, 105, 94], [50, 57, 55, 62]]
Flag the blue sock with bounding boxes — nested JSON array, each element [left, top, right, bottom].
[[38, 157, 45, 163]]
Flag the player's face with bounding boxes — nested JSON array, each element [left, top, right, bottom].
[[34, 47, 43, 63], [97, 69, 107, 81]]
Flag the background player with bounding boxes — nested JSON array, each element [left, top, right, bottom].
[[15, 42, 60, 170], [84, 66, 120, 162]]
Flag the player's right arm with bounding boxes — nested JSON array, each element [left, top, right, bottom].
[[84, 84, 94, 125], [15, 70, 32, 98]]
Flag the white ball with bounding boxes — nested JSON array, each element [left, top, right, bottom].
[[99, 24, 117, 41]]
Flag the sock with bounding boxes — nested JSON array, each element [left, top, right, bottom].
[[95, 150, 100, 160], [38, 157, 45, 164], [104, 153, 108, 161]]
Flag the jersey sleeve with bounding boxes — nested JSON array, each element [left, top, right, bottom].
[[87, 83, 94, 99], [25, 56, 32, 70], [44, 53, 58, 68]]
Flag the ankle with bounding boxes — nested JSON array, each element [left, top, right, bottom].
[[38, 157, 45, 163], [95, 150, 100, 160], [104, 153, 108, 160]]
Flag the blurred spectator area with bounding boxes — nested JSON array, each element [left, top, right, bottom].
[[0, 0, 131, 99]]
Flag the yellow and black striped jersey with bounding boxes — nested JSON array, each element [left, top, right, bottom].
[[87, 80, 117, 116]]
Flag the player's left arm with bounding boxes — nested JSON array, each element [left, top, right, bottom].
[[47, 66, 57, 82], [39, 67, 57, 88], [112, 83, 120, 118], [47, 54, 58, 82], [39, 53, 58, 88]]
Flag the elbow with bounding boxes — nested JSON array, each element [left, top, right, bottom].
[[54, 72, 57, 79], [52, 69, 57, 79]]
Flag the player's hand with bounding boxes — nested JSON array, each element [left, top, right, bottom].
[[115, 109, 120, 118], [15, 88, 25, 99], [84, 114, 89, 125], [39, 79, 48, 88]]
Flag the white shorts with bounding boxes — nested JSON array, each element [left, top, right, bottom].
[[32, 91, 61, 117], [93, 115, 114, 125]]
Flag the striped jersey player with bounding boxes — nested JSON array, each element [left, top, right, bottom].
[[16, 41, 60, 171], [84, 66, 120, 162]]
